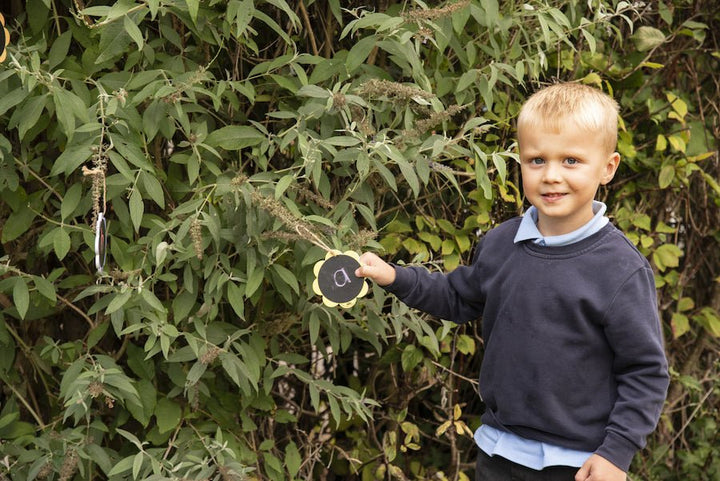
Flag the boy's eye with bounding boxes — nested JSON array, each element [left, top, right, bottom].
[[530, 157, 544, 165], [565, 157, 579, 165]]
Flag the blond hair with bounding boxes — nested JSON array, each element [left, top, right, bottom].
[[517, 82, 619, 153]]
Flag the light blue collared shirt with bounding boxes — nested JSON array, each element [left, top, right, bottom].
[[513, 201, 609, 247], [475, 201, 609, 470]]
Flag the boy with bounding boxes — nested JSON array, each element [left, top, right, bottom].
[[355, 83, 669, 481]]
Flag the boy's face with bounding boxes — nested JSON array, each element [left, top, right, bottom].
[[518, 121, 620, 237]]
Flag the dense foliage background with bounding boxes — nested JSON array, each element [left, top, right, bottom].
[[0, 0, 718, 480]]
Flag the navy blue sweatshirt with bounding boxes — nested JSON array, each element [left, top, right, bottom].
[[385, 218, 669, 471]]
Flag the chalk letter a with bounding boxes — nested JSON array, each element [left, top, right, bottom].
[[333, 268, 352, 287]]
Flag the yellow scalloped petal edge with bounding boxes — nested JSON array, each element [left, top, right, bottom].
[[312, 278, 321, 296], [322, 297, 339, 308], [343, 250, 361, 261], [313, 259, 324, 277], [358, 281, 369, 298]]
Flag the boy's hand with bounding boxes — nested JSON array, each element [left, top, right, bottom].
[[575, 454, 626, 481], [355, 252, 396, 287]]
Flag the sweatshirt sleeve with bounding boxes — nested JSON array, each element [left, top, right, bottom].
[[595, 265, 669, 471], [383, 241, 486, 324]]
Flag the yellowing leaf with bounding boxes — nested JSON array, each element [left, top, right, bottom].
[[655, 134, 667, 151], [658, 164, 675, 189], [436, 420, 452, 437], [632, 26, 666, 52], [666, 92, 688, 118], [667, 135, 686, 153]]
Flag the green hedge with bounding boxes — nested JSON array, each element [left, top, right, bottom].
[[0, 1, 718, 480]]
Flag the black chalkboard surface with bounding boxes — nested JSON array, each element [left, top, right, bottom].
[[312, 251, 368, 308]]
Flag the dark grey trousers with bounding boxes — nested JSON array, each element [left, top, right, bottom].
[[475, 449, 579, 481]]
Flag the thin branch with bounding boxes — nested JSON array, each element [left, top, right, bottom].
[[298, 0, 319, 56]]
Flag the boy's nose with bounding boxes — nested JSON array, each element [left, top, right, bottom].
[[542, 162, 563, 183]]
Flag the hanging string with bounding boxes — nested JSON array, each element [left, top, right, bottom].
[[294, 224, 337, 255], [82, 164, 106, 227], [250, 190, 339, 255]]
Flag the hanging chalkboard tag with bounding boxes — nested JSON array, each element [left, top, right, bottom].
[[312, 251, 368, 308], [0, 13, 10, 63]]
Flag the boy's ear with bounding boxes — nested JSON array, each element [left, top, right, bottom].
[[601, 152, 621, 185]]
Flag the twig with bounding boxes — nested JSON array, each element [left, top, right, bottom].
[[57, 294, 96, 329], [297, 0, 319, 56], [3, 379, 46, 429]]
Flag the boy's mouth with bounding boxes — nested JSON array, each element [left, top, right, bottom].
[[541, 192, 567, 201]]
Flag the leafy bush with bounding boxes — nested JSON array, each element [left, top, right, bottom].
[[0, 1, 718, 480]]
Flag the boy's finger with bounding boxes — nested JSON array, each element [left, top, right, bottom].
[[355, 265, 369, 278], [574, 465, 589, 481]]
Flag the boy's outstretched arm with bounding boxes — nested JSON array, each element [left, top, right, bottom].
[[355, 252, 396, 287], [575, 454, 626, 481]]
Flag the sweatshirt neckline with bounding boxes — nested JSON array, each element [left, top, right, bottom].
[[520, 222, 615, 258]]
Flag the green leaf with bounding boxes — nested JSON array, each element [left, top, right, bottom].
[[346, 35, 377, 73], [456, 334, 475, 355], [33, 275, 56, 302], [186, 0, 199, 24], [123, 15, 145, 50], [297, 85, 330, 99], [16, 95, 47, 140], [61, 183, 83, 220], [13, 278, 30, 320], [0, 88, 29, 117], [48, 31, 72, 69], [87, 321, 110, 349], [271, 264, 299, 294], [653, 244, 683, 272], [456, 69, 478, 93], [658, 164, 675, 189], [53, 227, 71, 261], [205, 125, 265, 150], [632, 214, 652, 231], [245, 268, 265, 298], [275, 174, 295, 199], [227, 282, 246, 318], [395, 157, 420, 197], [52, 89, 88, 139], [129, 188, 144, 232], [155, 397, 182, 433], [632, 26, 666, 52], [50, 142, 93, 176], [141, 289, 166, 313], [671, 313, 690, 339], [327, 396, 341, 427], [132, 451, 143, 480], [2, 204, 36, 243], [678, 297, 695, 312], [123, 14, 144, 50], [285, 441, 302, 477], [401, 345, 423, 372], [107, 290, 132, 314], [107, 455, 134, 476], [172, 290, 196, 322]]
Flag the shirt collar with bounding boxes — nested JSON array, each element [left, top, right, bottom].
[[514, 201, 608, 247]]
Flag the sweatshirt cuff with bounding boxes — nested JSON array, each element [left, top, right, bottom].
[[382, 265, 415, 298], [595, 431, 639, 472]]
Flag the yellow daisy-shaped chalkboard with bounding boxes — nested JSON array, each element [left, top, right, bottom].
[[0, 13, 9, 63], [312, 250, 368, 308]]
